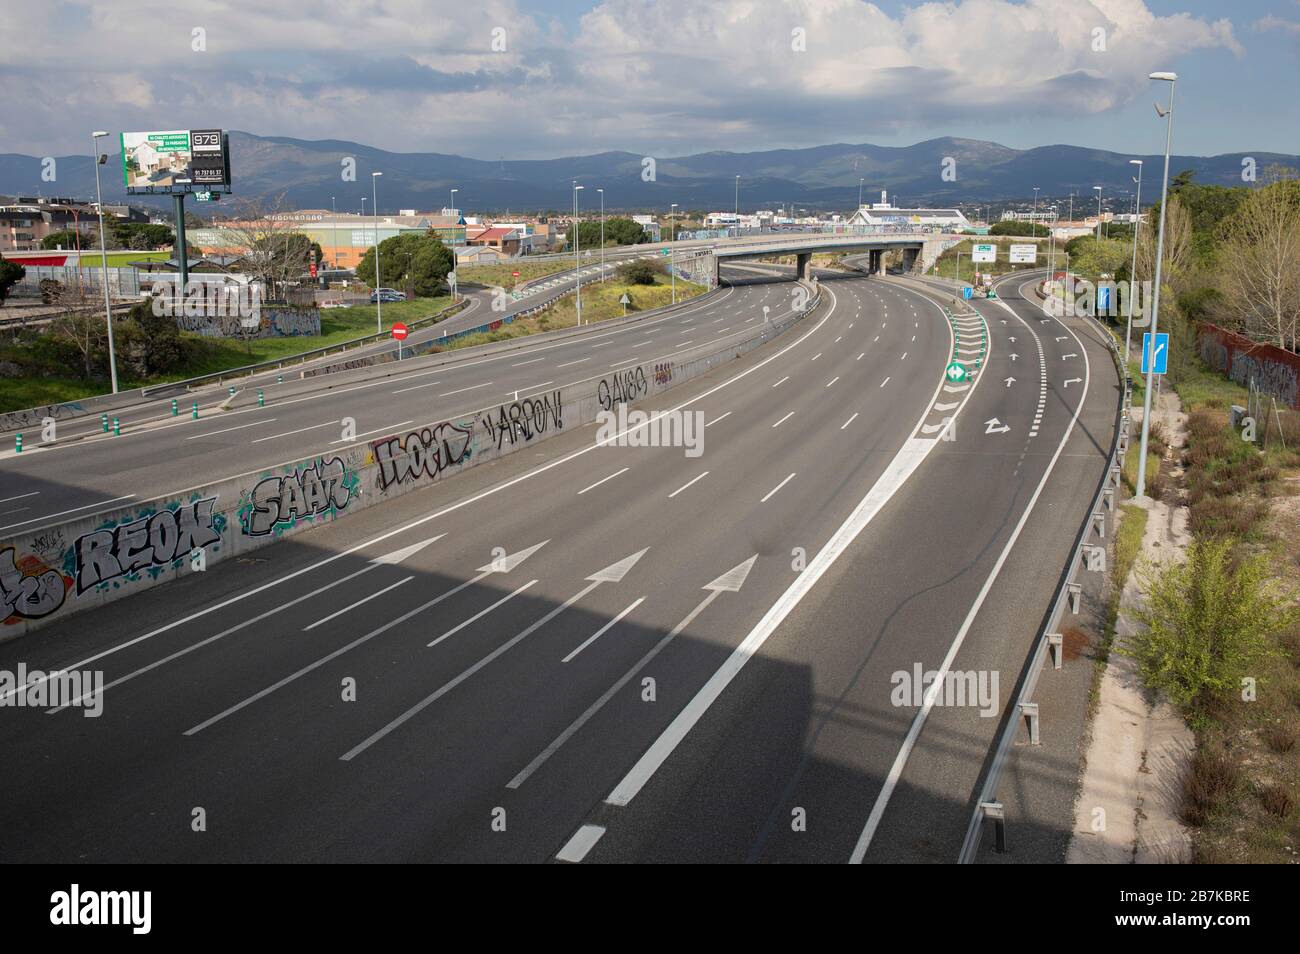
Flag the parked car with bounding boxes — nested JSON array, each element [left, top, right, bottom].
[[369, 289, 406, 303]]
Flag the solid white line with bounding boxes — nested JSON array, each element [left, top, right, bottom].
[[440, 382, 492, 397], [185, 419, 275, 440], [303, 576, 414, 631], [668, 471, 709, 499], [556, 825, 606, 863], [705, 412, 731, 427], [562, 597, 645, 663], [841, 412, 859, 430], [252, 420, 337, 443], [0, 494, 136, 534], [428, 579, 537, 648], [771, 411, 794, 428], [577, 467, 629, 495], [760, 472, 796, 503]]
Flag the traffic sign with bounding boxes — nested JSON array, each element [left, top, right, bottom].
[[512, 271, 520, 277], [962, 286, 973, 300], [945, 361, 967, 383], [391, 323, 409, 341], [661, 248, 671, 256], [1142, 332, 1169, 374]]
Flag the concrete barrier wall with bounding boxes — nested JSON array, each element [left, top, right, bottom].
[[1198, 322, 1300, 409], [0, 296, 816, 641]]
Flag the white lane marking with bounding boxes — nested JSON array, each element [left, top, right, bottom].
[[900, 353, 908, 361], [0, 494, 136, 534], [577, 467, 630, 495], [602, 279, 964, 811], [252, 420, 337, 443], [21, 288, 834, 701], [439, 382, 493, 397], [771, 411, 794, 428], [850, 286, 1092, 863], [303, 576, 414, 631], [511, 357, 546, 367], [668, 471, 710, 499], [589, 341, 612, 348], [841, 412, 859, 430], [676, 341, 695, 348], [760, 472, 796, 503], [772, 376, 789, 388], [933, 401, 959, 411], [514, 381, 554, 397], [826, 377, 839, 388], [811, 353, 823, 361], [608, 357, 639, 368], [329, 421, 413, 444], [556, 825, 606, 863], [562, 597, 645, 663], [428, 579, 538, 649], [705, 412, 731, 427], [185, 419, 275, 440], [391, 379, 443, 394], [880, 377, 891, 387], [857, 353, 865, 360], [835, 336, 842, 343], [0, 491, 40, 504], [556, 357, 591, 369]]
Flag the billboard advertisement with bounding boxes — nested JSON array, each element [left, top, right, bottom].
[[121, 129, 230, 194], [971, 243, 997, 263], [1009, 244, 1037, 264]]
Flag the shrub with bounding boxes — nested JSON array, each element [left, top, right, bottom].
[[616, 259, 664, 285], [1123, 538, 1298, 720], [1183, 742, 1240, 826]]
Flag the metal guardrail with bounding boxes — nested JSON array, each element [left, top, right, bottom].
[[957, 284, 1131, 863]]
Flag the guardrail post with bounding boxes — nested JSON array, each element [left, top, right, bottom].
[[1048, 633, 1064, 670], [1020, 701, 1040, 745], [1109, 464, 1121, 489], [1067, 582, 1082, 614], [1103, 487, 1115, 511], [1092, 510, 1106, 538], [978, 801, 1007, 854]]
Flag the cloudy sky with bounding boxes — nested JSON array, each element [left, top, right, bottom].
[[3, 0, 1298, 160]]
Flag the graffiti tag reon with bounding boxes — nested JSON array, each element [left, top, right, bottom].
[[482, 392, 563, 450], [243, 456, 354, 536], [373, 422, 474, 490], [1, 547, 70, 623], [75, 497, 221, 595]]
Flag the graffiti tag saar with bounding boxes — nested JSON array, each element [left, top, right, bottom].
[[74, 497, 222, 595], [1, 547, 70, 624], [597, 368, 648, 411], [483, 392, 563, 449], [373, 422, 474, 490], [241, 456, 356, 536]]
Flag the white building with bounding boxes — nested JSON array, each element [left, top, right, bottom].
[[846, 191, 970, 230], [632, 215, 661, 242]]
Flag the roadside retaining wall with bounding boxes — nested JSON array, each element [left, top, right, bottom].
[[0, 294, 818, 640], [1198, 322, 1300, 409]]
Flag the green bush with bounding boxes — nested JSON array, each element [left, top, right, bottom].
[[616, 259, 663, 285], [1123, 538, 1297, 723]]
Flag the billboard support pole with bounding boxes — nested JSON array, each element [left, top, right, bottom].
[[174, 193, 190, 306]]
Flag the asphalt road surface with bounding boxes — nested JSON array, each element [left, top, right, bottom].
[[0, 266, 1119, 862]]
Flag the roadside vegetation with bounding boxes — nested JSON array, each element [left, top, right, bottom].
[[457, 259, 574, 289]]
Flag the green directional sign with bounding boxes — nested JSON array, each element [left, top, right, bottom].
[[945, 361, 967, 383]]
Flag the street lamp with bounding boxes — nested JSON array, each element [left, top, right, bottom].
[[1033, 186, 1040, 230], [331, 196, 337, 271], [372, 171, 383, 333], [573, 183, 584, 324], [449, 188, 459, 245], [670, 202, 678, 304], [1125, 159, 1144, 363], [597, 187, 604, 283], [91, 130, 118, 393], [1136, 71, 1177, 501], [1093, 185, 1103, 239], [858, 178, 864, 209], [734, 175, 740, 237]]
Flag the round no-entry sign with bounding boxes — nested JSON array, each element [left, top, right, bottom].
[[391, 323, 409, 340]]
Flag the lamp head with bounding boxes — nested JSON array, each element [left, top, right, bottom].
[[1149, 71, 1177, 82]]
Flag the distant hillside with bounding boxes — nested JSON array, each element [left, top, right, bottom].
[[2, 132, 1293, 214]]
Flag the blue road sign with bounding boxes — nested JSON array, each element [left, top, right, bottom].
[[1097, 284, 1112, 313], [962, 286, 973, 300], [1142, 332, 1169, 375]]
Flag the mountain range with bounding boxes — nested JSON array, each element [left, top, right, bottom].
[[2, 132, 1294, 215]]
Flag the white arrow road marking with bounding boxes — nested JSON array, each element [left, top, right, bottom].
[[1064, 377, 1082, 387], [339, 549, 649, 761], [984, 418, 1011, 434], [370, 534, 446, 566], [512, 556, 757, 791], [47, 534, 451, 715], [1004, 376, 1016, 387], [1008, 336, 1016, 342], [1008, 353, 1019, 361], [1062, 353, 1078, 359], [1055, 336, 1067, 342], [556, 824, 607, 863], [179, 540, 548, 735], [562, 597, 646, 663]]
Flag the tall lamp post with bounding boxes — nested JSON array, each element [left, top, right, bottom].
[[597, 187, 605, 282], [372, 171, 383, 333], [1093, 185, 1103, 239], [1136, 72, 1177, 501], [573, 183, 584, 325], [858, 178, 864, 209], [91, 130, 118, 393], [1125, 159, 1144, 363], [734, 175, 740, 237], [331, 196, 337, 270], [670, 202, 678, 304]]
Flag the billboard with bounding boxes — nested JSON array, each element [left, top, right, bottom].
[[121, 129, 230, 194], [971, 243, 997, 263], [1009, 244, 1037, 264]]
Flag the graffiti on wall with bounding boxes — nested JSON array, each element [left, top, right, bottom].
[[597, 368, 648, 411], [240, 457, 358, 536], [373, 422, 474, 490], [174, 307, 322, 340], [653, 361, 674, 386], [2, 547, 71, 624], [482, 392, 563, 450], [1199, 323, 1300, 409], [72, 496, 224, 595]]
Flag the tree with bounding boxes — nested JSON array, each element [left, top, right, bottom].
[[47, 291, 104, 379], [356, 231, 452, 295], [989, 221, 1049, 237], [41, 229, 90, 251], [218, 194, 313, 301], [575, 217, 650, 248], [1215, 167, 1300, 352], [616, 259, 664, 285], [1066, 237, 1129, 281], [0, 253, 25, 304]]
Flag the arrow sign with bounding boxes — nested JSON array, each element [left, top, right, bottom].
[[944, 361, 967, 383], [1009, 353, 1019, 361], [985, 418, 1011, 434], [370, 533, 448, 565], [508, 554, 758, 790], [1062, 353, 1078, 360], [1004, 376, 1016, 387], [1064, 377, 1082, 388]]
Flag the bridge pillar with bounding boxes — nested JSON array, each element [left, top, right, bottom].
[[869, 249, 883, 274], [795, 252, 812, 281], [901, 247, 920, 273]]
